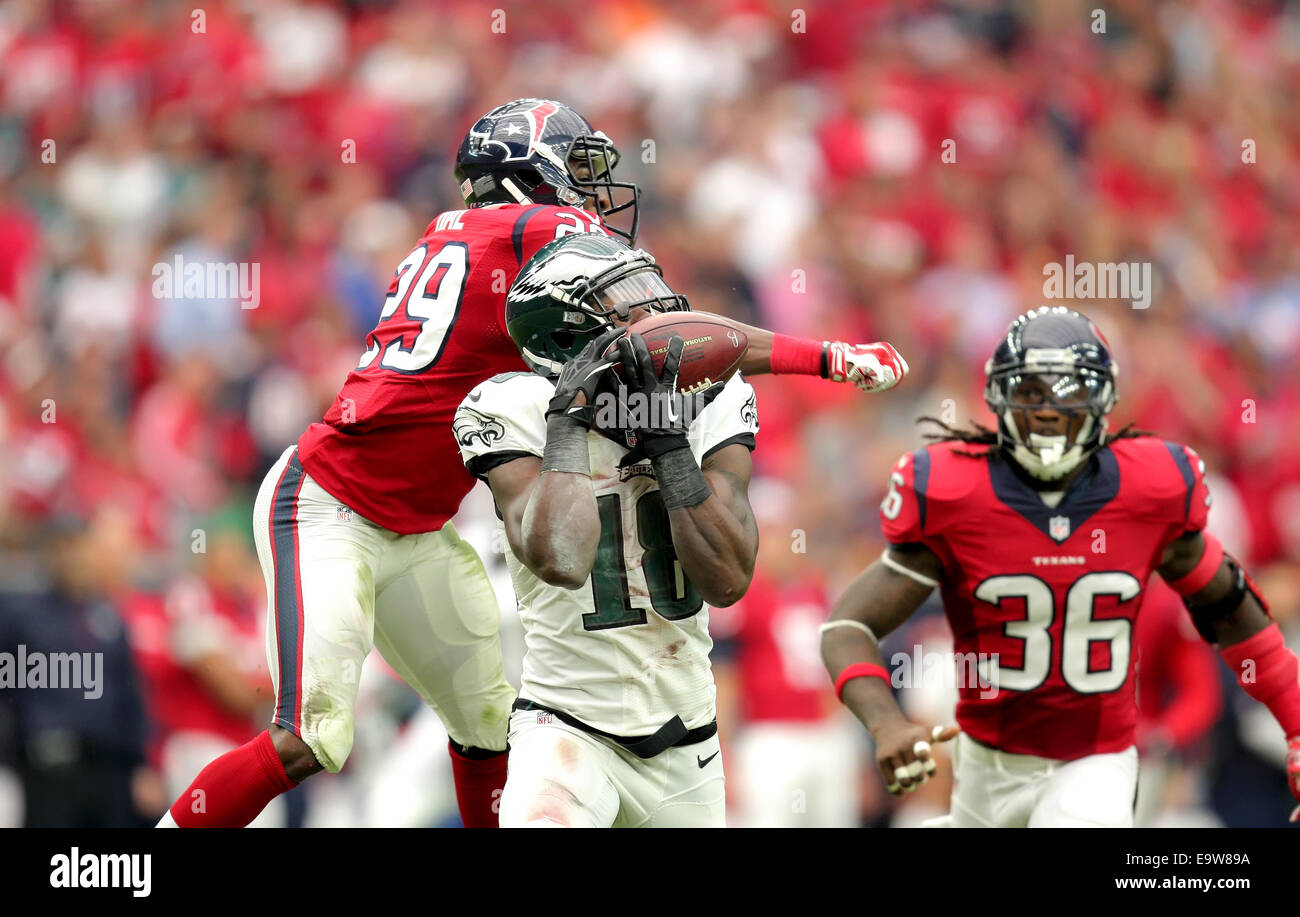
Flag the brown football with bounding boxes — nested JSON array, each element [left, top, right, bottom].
[[602, 313, 747, 395]]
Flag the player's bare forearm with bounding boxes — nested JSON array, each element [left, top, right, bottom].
[[696, 314, 909, 392], [704, 317, 782, 376], [722, 320, 773, 376], [822, 548, 940, 732], [823, 630, 900, 735], [487, 456, 599, 589], [666, 469, 756, 607], [823, 549, 961, 795], [665, 446, 757, 607], [488, 333, 617, 588], [671, 312, 770, 373], [522, 468, 599, 588]]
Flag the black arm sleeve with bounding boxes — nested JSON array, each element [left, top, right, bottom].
[[465, 450, 539, 482]]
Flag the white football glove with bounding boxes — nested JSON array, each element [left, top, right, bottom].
[[825, 341, 909, 393]]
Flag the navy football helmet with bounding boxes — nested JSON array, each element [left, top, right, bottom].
[[454, 98, 640, 243], [984, 307, 1119, 480]]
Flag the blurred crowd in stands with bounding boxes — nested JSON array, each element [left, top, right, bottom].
[[1, 0, 1298, 826]]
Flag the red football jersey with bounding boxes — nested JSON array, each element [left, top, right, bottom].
[[880, 436, 1212, 760], [296, 204, 606, 534]]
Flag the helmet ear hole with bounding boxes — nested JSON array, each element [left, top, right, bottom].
[[514, 168, 544, 189], [551, 330, 575, 350]]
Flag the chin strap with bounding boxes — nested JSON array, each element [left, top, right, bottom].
[[1010, 440, 1085, 481], [1002, 412, 1104, 481], [1028, 433, 1067, 466], [498, 176, 534, 204]]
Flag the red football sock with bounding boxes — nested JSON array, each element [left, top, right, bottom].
[[448, 742, 508, 828], [169, 730, 297, 828]]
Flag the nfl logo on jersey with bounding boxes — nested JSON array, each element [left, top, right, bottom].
[[1049, 515, 1070, 541], [536, 713, 553, 726], [336, 505, 353, 523]]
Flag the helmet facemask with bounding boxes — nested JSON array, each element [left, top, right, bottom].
[[522, 133, 639, 243], [565, 134, 639, 244], [985, 349, 1117, 482]]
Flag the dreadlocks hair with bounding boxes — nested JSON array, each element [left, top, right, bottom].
[[916, 416, 1152, 460]]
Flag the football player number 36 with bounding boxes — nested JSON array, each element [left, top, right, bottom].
[[359, 242, 468, 373], [975, 572, 1141, 694]]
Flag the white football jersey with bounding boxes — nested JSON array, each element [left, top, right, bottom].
[[455, 371, 759, 736]]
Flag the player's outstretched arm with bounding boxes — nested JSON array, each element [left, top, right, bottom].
[[1159, 531, 1300, 820], [696, 314, 910, 393], [822, 544, 957, 794]]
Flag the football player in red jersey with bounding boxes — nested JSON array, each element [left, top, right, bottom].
[[158, 98, 909, 828], [822, 307, 1300, 827]]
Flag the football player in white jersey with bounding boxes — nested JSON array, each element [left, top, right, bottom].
[[455, 234, 760, 827]]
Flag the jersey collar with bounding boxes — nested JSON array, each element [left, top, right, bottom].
[[987, 447, 1120, 544]]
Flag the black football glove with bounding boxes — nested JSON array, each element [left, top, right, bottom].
[[547, 325, 623, 429], [615, 331, 723, 460]]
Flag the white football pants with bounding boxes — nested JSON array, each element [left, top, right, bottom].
[[252, 446, 515, 772], [949, 732, 1138, 828]]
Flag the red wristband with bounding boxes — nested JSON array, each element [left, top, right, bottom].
[[1220, 623, 1300, 738], [834, 662, 891, 702], [770, 333, 826, 376], [1167, 531, 1223, 596]]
